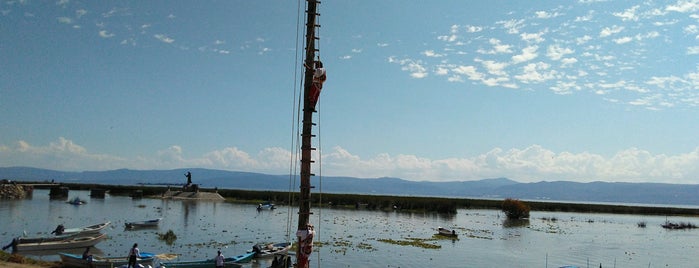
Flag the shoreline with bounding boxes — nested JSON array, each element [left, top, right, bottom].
[[21, 182, 699, 216]]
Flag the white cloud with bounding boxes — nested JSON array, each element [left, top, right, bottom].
[[666, 0, 699, 13], [600, 25, 624, 37], [520, 31, 546, 43], [76, 9, 87, 18], [512, 45, 539, 64], [613, 36, 633, 44], [57, 17, 72, 24], [613, 5, 640, 21], [452, 65, 484, 81], [154, 34, 175, 43], [514, 62, 557, 84], [477, 59, 509, 76], [423, 50, 444, 57], [497, 19, 525, 34], [388, 57, 428, 78], [546, 44, 574, 60], [99, 30, 114, 38], [4, 138, 699, 183]]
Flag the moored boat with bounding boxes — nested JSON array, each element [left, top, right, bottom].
[[14, 233, 107, 251], [256, 202, 276, 211], [250, 242, 292, 258], [125, 218, 161, 229], [437, 227, 457, 237], [53, 222, 111, 236], [67, 197, 87, 205], [158, 256, 243, 268], [59, 252, 155, 268]]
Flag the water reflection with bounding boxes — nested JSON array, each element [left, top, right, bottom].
[[502, 218, 530, 228]]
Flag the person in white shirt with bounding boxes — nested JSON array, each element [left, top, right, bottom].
[[215, 250, 225, 268], [127, 243, 140, 268]]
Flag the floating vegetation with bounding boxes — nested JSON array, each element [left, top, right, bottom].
[[158, 229, 177, 245], [377, 238, 441, 249]]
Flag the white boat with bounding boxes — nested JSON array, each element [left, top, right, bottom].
[[256, 202, 276, 210], [52, 221, 111, 236], [437, 227, 457, 237], [125, 218, 161, 229], [14, 233, 107, 251], [250, 242, 292, 258], [59, 252, 155, 268]]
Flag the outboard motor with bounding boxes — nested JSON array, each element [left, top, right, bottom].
[[51, 224, 65, 235]]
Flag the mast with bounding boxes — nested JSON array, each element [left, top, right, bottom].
[[297, 0, 320, 267]]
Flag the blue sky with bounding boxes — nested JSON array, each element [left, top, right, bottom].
[[2, 0, 699, 184]]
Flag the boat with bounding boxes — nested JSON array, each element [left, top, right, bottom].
[[13, 233, 107, 251], [67, 197, 87, 205], [158, 256, 244, 268], [59, 252, 155, 268], [436, 227, 457, 237], [125, 218, 161, 229], [250, 242, 292, 259], [52, 222, 111, 236], [229, 251, 255, 263], [256, 202, 276, 210]]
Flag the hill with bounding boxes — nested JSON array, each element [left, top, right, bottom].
[[1, 166, 698, 206]]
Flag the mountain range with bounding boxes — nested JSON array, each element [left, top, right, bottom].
[[1, 166, 698, 206]]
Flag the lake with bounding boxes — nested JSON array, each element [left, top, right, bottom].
[[1, 189, 698, 267]]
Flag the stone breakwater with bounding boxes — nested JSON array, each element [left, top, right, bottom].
[[0, 183, 32, 199]]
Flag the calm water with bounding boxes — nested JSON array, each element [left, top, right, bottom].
[[1, 190, 698, 268]]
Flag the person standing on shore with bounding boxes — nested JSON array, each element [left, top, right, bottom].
[[215, 250, 225, 268], [127, 243, 140, 268]]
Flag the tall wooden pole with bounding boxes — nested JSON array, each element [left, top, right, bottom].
[[297, 0, 318, 267]]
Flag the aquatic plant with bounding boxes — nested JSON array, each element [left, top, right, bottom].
[[502, 198, 530, 220], [158, 229, 178, 245], [377, 238, 441, 249]]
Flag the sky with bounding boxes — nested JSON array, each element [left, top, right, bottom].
[[2, 0, 699, 184]]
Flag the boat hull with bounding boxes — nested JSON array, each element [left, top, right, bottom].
[[61, 222, 111, 236], [59, 252, 154, 268], [159, 259, 242, 268], [125, 218, 161, 229], [250, 242, 292, 258], [17, 233, 106, 251]]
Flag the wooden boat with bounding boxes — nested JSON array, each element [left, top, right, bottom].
[[158, 256, 244, 268], [250, 242, 292, 258], [14, 233, 106, 251], [125, 218, 161, 229], [437, 227, 458, 237], [229, 251, 255, 263], [59, 252, 155, 268], [53, 222, 111, 236], [3, 234, 73, 251]]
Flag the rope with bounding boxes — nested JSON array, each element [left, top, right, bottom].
[[286, 0, 304, 244], [315, 99, 323, 268]]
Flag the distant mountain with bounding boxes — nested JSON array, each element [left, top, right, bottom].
[[1, 166, 698, 206]]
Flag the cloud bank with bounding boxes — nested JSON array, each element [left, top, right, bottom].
[[2, 137, 698, 184]]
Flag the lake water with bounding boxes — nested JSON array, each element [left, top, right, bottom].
[[1, 189, 698, 268]]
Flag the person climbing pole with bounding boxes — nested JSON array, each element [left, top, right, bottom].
[[305, 60, 327, 109]]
